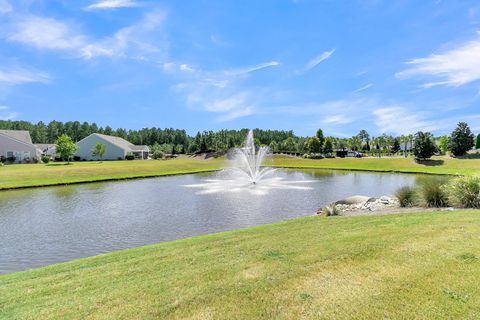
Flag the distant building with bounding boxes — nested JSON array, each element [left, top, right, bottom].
[[35, 144, 57, 157], [399, 141, 413, 151], [0, 130, 42, 163], [76, 133, 149, 160]]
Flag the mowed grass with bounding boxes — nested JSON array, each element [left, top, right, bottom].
[[1, 155, 480, 190], [0, 158, 224, 189], [1, 210, 480, 319], [267, 155, 480, 176]]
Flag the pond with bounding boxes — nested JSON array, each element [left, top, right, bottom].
[[0, 169, 436, 274]]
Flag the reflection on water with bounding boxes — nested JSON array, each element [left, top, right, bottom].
[[0, 169, 441, 274]]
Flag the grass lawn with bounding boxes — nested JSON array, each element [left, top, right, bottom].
[[1, 155, 479, 190], [267, 155, 480, 176], [1, 210, 480, 319], [0, 158, 224, 189]]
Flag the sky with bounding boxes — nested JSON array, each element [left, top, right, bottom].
[[1, 0, 480, 137]]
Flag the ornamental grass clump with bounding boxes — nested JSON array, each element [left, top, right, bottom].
[[395, 186, 416, 207], [420, 180, 449, 208], [446, 176, 480, 208]]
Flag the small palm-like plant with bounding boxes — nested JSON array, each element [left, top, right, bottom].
[[446, 176, 480, 208]]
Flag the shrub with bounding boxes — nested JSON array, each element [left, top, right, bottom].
[[151, 150, 164, 160], [306, 153, 324, 159], [73, 156, 81, 161], [0, 156, 5, 163], [395, 186, 416, 207], [446, 176, 480, 208], [420, 180, 449, 207], [6, 156, 16, 163], [41, 156, 50, 163], [125, 153, 135, 160]]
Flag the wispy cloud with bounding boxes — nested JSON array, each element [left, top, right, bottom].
[[167, 61, 279, 122], [0, 0, 12, 14], [352, 83, 373, 93], [0, 106, 18, 120], [4, 11, 166, 60], [85, 0, 141, 11], [303, 49, 335, 72], [396, 33, 480, 88], [0, 67, 50, 85], [373, 107, 436, 134], [226, 61, 280, 76]]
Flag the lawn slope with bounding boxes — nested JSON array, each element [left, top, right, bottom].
[[1, 211, 480, 319], [1, 155, 480, 190], [267, 155, 480, 175]]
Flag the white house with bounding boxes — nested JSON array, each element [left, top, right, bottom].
[[76, 133, 149, 160], [0, 130, 42, 163], [35, 144, 57, 157]]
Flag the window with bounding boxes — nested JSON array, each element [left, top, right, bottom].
[[6, 151, 13, 158]]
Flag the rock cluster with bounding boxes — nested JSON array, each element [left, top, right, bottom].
[[317, 195, 399, 216]]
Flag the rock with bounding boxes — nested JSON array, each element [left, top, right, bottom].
[[317, 205, 338, 216], [335, 195, 376, 205]]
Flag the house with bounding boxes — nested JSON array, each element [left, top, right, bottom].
[[76, 133, 150, 160], [35, 144, 57, 157], [0, 130, 42, 163]]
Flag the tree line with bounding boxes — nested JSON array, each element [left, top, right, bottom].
[[1, 119, 478, 156]]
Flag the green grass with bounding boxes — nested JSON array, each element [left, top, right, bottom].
[[1, 155, 479, 190], [1, 210, 480, 319], [267, 155, 480, 176], [0, 158, 224, 189]]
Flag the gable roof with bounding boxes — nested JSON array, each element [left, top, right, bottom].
[[0, 130, 33, 144], [82, 133, 148, 152]]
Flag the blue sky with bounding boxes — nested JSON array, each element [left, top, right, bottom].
[[1, 0, 480, 137]]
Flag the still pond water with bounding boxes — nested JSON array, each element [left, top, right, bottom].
[[0, 169, 435, 274]]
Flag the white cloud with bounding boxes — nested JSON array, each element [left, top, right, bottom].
[[0, 106, 18, 120], [0, 0, 12, 14], [303, 49, 335, 72], [225, 61, 280, 76], [4, 11, 166, 60], [373, 107, 436, 135], [167, 61, 279, 122], [6, 16, 86, 50], [0, 67, 50, 85], [352, 83, 373, 93], [396, 35, 480, 87], [85, 0, 140, 10]]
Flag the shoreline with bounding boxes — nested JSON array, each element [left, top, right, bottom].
[[0, 161, 463, 192]]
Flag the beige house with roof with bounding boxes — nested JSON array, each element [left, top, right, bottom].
[[75, 133, 149, 160], [0, 130, 42, 163]]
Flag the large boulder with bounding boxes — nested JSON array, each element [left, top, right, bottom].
[[335, 195, 376, 205]]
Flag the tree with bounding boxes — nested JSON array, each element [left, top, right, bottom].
[[269, 141, 278, 152], [305, 137, 322, 153], [391, 138, 401, 154], [412, 131, 437, 160], [56, 134, 78, 163], [282, 137, 296, 152], [449, 122, 475, 157], [323, 138, 333, 154], [315, 129, 325, 152], [475, 134, 480, 150], [438, 135, 450, 155], [91, 142, 107, 161]]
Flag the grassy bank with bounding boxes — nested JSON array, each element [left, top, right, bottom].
[[0, 158, 224, 190], [267, 155, 480, 175], [1, 155, 479, 190], [1, 210, 480, 319]]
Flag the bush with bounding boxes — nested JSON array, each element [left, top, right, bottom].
[[41, 156, 50, 163], [73, 156, 81, 161], [420, 180, 449, 207], [6, 156, 16, 163], [125, 153, 135, 160], [395, 186, 416, 207], [306, 153, 324, 159], [446, 176, 480, 208], [0, 156, 5, 163], [151, 150, 164, 160]]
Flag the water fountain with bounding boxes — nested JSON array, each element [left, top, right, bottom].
[[185, 130, 313, 195]]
